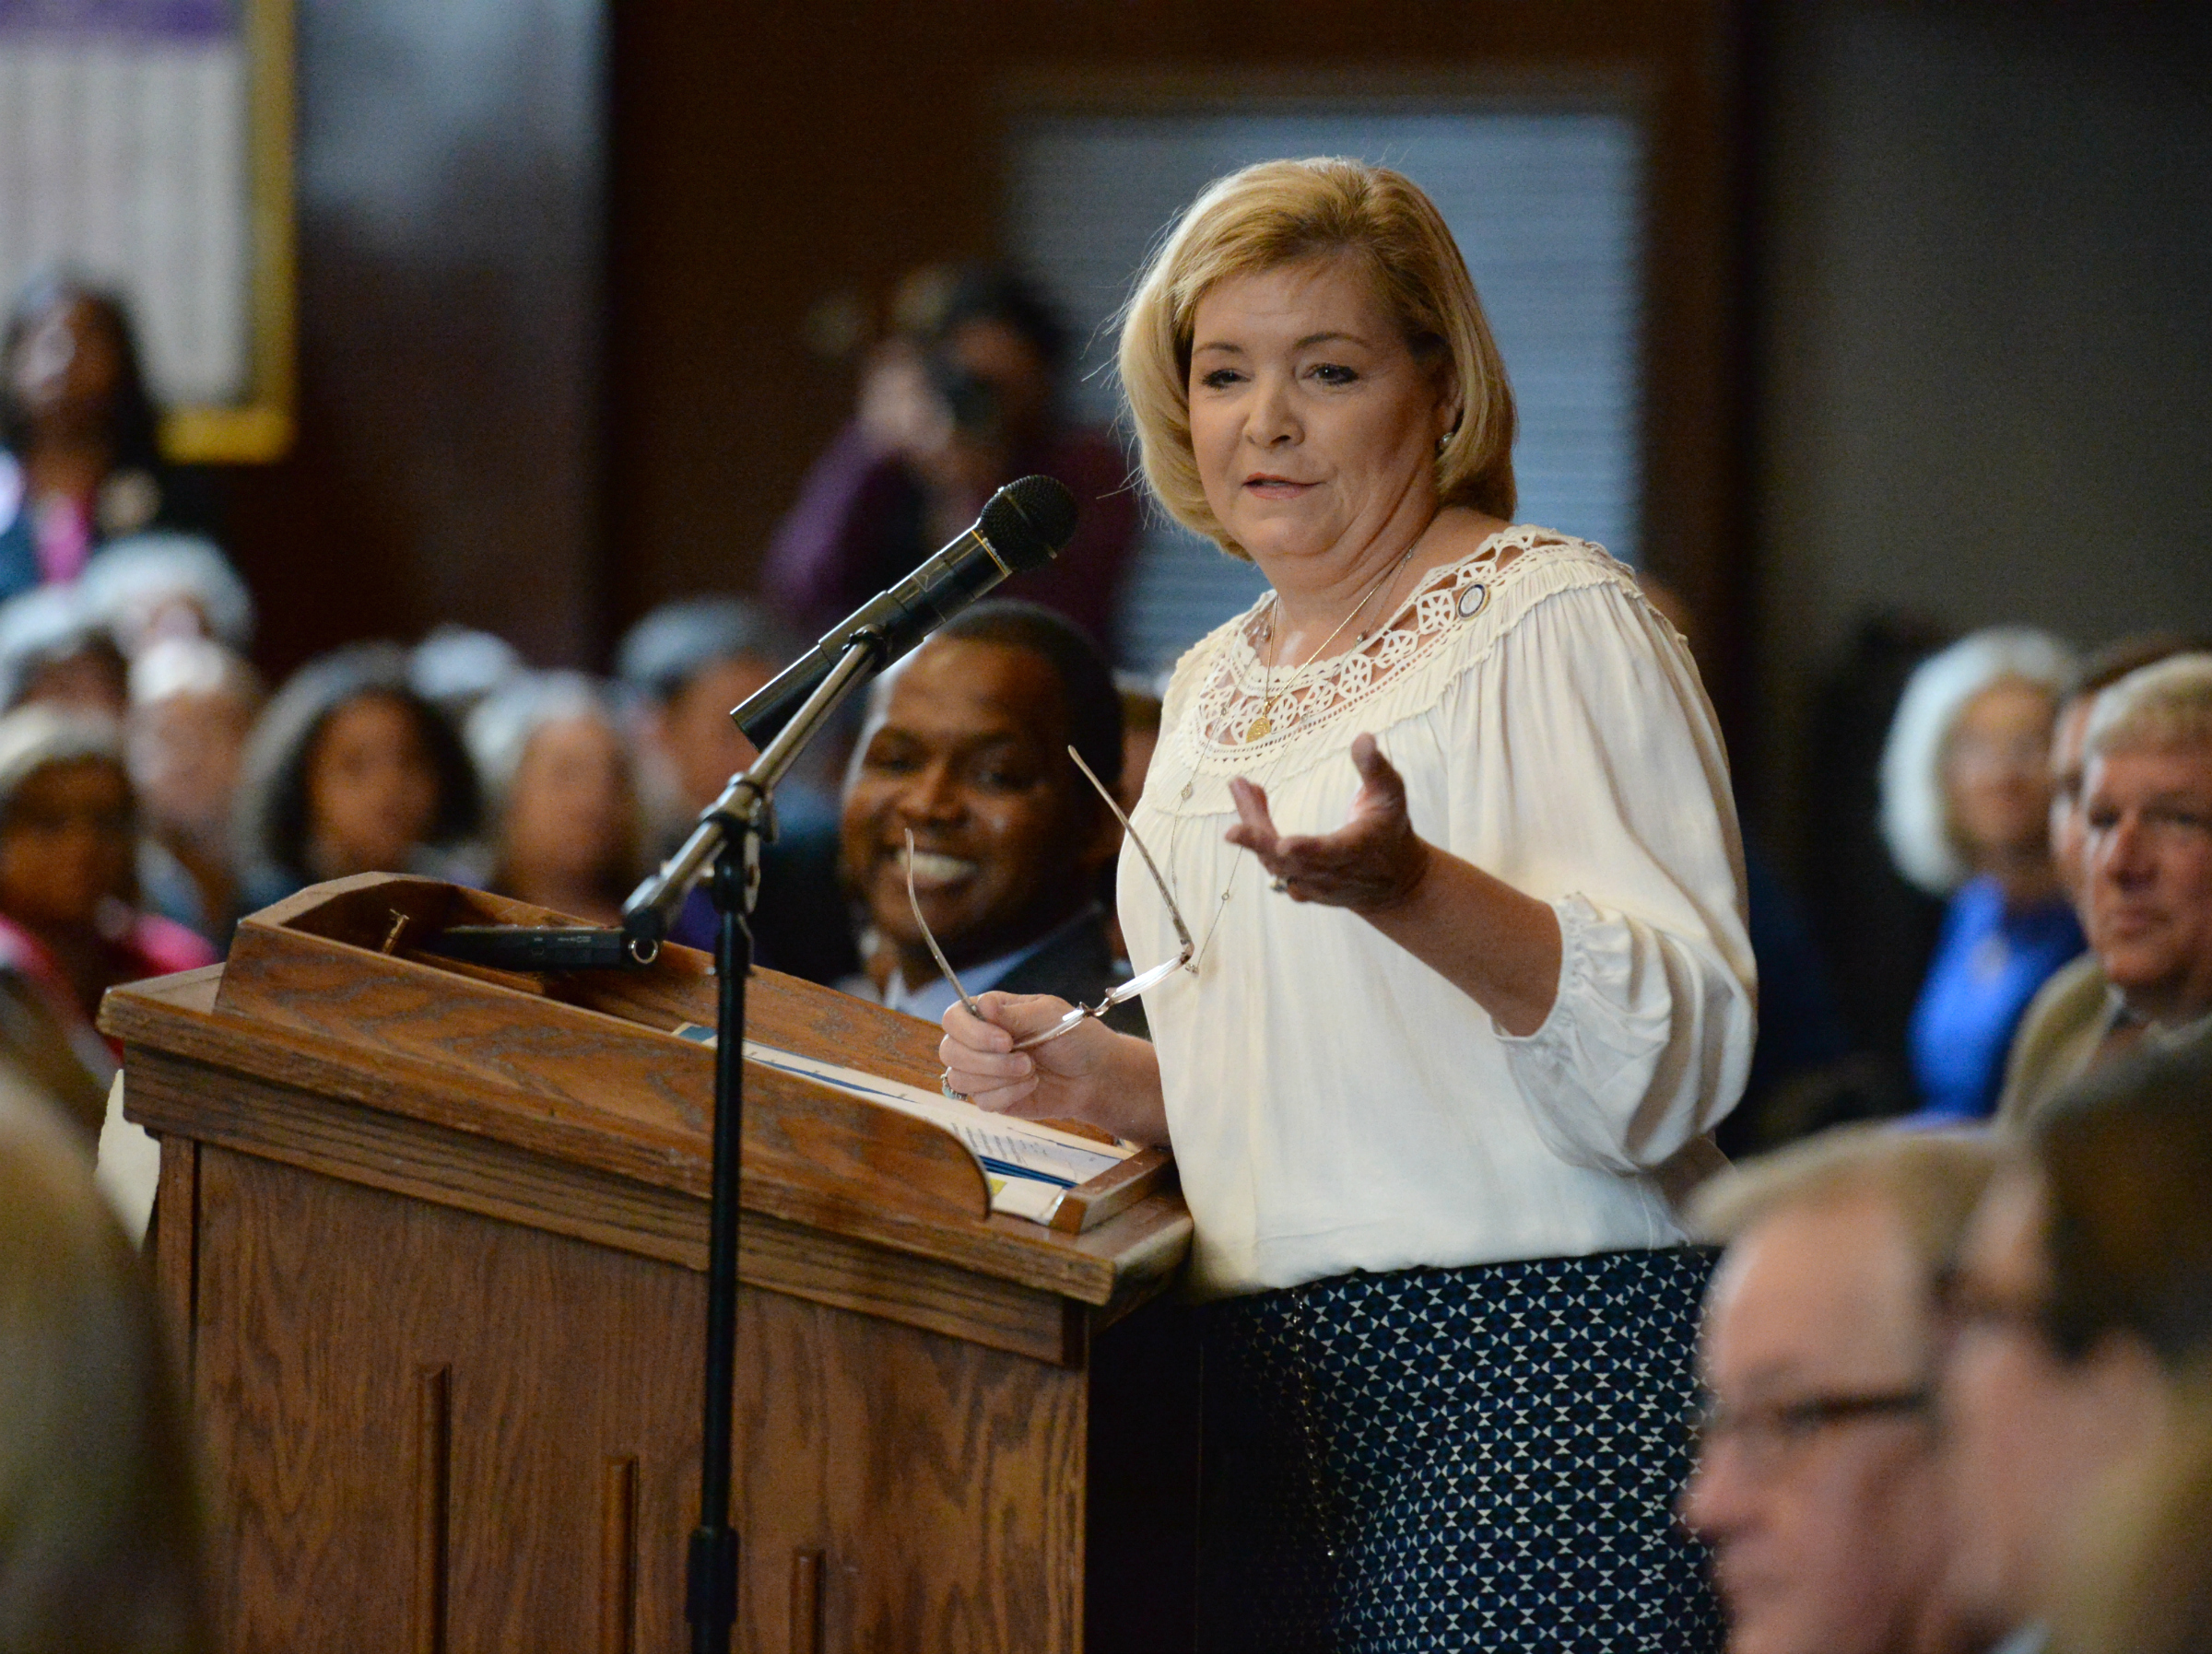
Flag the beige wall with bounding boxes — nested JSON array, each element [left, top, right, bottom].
[[1755, 2, 2212, 844]]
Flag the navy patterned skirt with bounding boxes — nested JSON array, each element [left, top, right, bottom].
[[1196, 1248, 1721, 1653]]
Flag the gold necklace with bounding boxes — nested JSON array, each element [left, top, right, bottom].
[[1244, 540, 1421, 743], [1154, 539, 1427, 976]]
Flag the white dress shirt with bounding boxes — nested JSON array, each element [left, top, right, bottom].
[[1120, 529, 1757, 1297]]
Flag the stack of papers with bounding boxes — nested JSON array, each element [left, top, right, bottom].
[[674, 1025, 1132, 1224]]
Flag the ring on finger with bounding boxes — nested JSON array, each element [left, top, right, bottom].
[[940, 1069, 970, 1104], [1269, 875, 1290, 894]]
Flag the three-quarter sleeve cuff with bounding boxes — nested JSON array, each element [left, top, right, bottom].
[[1493, 893, 1735, 1174], [1495, 893, 1603, 1052]]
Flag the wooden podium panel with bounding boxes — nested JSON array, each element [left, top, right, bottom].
[[103, 876, 1199, 1652]]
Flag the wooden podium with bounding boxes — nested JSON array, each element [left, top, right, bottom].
[[100, 874, 1199, 1653]]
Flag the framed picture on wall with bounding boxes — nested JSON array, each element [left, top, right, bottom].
[[0, 0, 296, 462]]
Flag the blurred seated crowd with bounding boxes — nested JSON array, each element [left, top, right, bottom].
[[4, 264, 2212, 1651]]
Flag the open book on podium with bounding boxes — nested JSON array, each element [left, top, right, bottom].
[[99, 873, 1199, 1653]]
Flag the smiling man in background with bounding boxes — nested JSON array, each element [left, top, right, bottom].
[[837, 600, 1144, 1034]]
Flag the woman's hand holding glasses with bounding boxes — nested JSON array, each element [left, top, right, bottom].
[[928, 746, 1180, 1146], [940, 996, 1170, 1145], [940, 992, 1124, 1112]]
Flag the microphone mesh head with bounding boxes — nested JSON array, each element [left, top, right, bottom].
[[981, 475, 1078, 570]]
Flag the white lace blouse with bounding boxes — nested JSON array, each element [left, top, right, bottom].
[[1119, 527, 1756, 1298]]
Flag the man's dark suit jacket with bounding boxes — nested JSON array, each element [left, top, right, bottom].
[[993, 912, 1149, 1039]]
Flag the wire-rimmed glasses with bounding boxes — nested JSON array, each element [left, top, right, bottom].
[[1683, 1387, 1932, 1477], [905, 745, 1195, 1050]]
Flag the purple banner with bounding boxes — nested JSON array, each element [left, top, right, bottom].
[[0, 0, 235, 43]]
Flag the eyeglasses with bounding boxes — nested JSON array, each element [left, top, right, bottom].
[[906, 745, 1195, 1050], [1688, 1388, 1931, 1476]]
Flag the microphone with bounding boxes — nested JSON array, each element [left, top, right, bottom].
[[732, 475, 1077, 744]]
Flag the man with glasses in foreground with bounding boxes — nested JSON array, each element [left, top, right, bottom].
[[837, 600, 1147, 1037], [1682, 1128, 2001, 1654]]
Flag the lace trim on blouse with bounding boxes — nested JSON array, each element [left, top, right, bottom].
[[1165, 525, 1629, 780]]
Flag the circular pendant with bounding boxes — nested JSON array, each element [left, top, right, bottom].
[[1244, 714, 1273, 742], [1457, 582, 1489, 619]]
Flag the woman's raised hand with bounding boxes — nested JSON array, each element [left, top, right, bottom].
[[1226, 732, 1434, 913]]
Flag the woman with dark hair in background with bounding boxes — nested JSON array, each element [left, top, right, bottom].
[[465, 672, 643, 926], [762, 264, 1141, 656], [232, 645, 482, 909], [0, 708, 215, 1143], [0, 275, 213, 604]]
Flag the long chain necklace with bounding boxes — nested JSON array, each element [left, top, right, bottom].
[[1243, 538, 1421, 744], [1157, 539, 1426, 974]]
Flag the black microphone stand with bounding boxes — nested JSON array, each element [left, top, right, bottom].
[[619, 631, 882, 1654]]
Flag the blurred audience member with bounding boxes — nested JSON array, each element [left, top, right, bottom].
[[1996, 655, 2212, 1129], [233, 645, 481, 909], [465, 673, 641, 925], [615, 598, 854, 983], [2054, 1372, 2212, 1654], [0, 710, 214, 1141], [839, 601, 1140, 1030], [79, 532, 253, 657], [0, 584, 127, 720], [1942, 1033, 2212, 1654], [0, 274, 211, 603], [1882, 629, 2081, 1120], [617, 597, 789, 823], [2000, 644, 2212, 1127], [1682, 1127, 2000, 1654], [2045, 637, 2211, 904], [409, 623, 523, 725], [763, 265, 1140, 656], [126, 637, 263, 946], [0, 1074, 206, 1651]]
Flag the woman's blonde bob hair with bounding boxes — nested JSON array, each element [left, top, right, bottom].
[[1117, 157, 1517, 559]]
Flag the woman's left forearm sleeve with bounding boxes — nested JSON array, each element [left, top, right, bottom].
[[1440, 577, 1759, 1168], [1497, 893, 1755, 1173]]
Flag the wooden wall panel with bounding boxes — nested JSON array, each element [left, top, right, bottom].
[[218, 0, 605, 676]]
